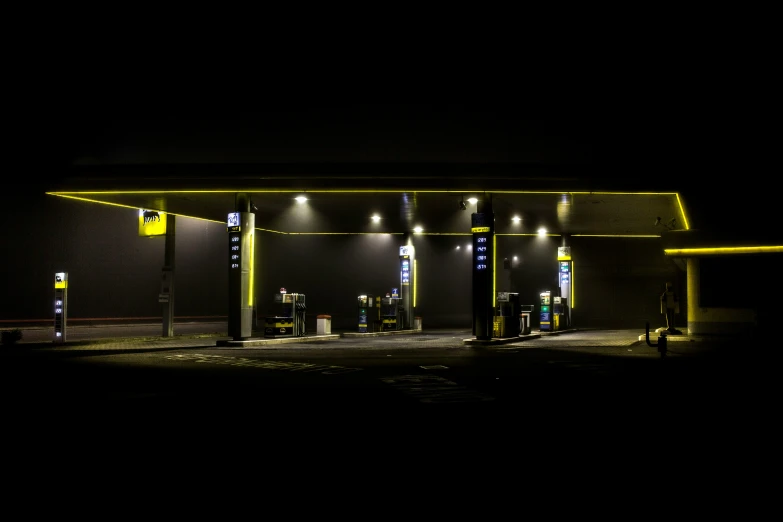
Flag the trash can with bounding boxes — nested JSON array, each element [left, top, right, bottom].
[[317, 314, 331, 335], [414, 316, 422, 331]]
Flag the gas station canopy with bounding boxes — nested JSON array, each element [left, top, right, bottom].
[[47, 163, 687, 238]]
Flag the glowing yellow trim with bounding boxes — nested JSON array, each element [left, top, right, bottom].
[[51, 194, 143, 210], [48, 189, 685, 196], [498, 234, 662, 238], [39, 198, 667, 239], [675, 193, 690, 230], [471, 226, 490, 233], [258, 231, 405, 235], [47, 194, 226, 225], [571, 260, 575, 310], [665, 246, 783, 256], [48, 190, 690, 235], [249, 226, 255, 308], [413, 259, 417, 308], [493, 234, 497, 309], [570, 234, 662, 238]]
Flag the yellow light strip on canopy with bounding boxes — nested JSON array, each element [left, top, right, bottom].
[[48, 191, 689, 235], [49, 194, 227, 224], [665, 246, 783, 256]]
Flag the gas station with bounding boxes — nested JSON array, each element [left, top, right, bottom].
[[42, 167, 746, 346]]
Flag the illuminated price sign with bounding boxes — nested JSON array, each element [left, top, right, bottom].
[[229, 232, 241, 269], [474, 236, 489, 270], [401, 259, 410, 284], [471, 213, 493, 272]]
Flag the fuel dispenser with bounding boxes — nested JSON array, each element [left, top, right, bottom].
[[381, 291, 403, 331], [553, 296, 569, 331], [53, 272, 68, 343], [264, 290, 306, 338], [358, 294, 379, 333], [557, 247, 573, 329], [494, 291, 520, 337], [519, 304, 534, 335], [539, 291, 552, 332]]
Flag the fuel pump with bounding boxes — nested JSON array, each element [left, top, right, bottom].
[[557, 247, 573, 329], [553, 296, 568, 331], [264, 289, 306, 338], [494, 291, 520, 337], [539, 291, 552, 332], [53, 272, 68, 343], [358, 294, 377, 333], [381, 291, 402, 331]]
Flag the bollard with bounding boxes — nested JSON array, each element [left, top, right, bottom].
[[657, 332, 667, 358], [645, 321, 668, 359]]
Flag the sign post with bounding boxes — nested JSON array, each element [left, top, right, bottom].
[[54, 272, 68, 343], [472, 210, 495, 340]]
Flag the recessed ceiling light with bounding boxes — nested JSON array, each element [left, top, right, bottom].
[[295, 196, 307, 203]]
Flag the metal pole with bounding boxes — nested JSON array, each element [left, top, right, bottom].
[[162, 214, 176, 337]]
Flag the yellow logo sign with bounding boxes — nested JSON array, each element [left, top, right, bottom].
[[139, 210, 167, 237]]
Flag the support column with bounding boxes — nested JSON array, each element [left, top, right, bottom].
[[558, 234, 572, 329], [400, 233, 414, 330], [472, 195, 495, 340], [162, 214, 176, 337], [686, 257, 700, 336], [228, 193, 255, 340]]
